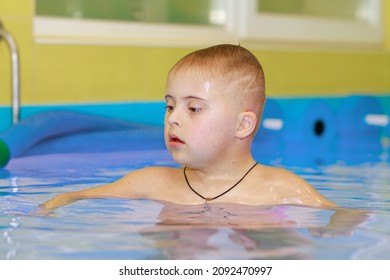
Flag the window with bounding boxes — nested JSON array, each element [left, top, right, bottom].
[[34, 0, 383, 47], [35, 0, 236, 46], [239, 0, 383, 44], [35, 0, 227, 26]]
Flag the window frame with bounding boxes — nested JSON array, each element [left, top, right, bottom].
[[33, 0, 384, 48], [238, 0, 383, 44]]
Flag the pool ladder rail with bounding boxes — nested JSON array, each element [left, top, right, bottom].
[[0, 19, 20, 125]]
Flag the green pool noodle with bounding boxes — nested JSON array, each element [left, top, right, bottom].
[[0, 139, 11, 167]]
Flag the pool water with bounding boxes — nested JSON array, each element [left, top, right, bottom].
[[1, 98, 390, 260], [1, 141, 390, 259]]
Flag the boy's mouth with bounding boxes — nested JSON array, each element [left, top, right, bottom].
[[169, 134, 185, 144]]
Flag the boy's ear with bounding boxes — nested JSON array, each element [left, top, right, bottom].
[[236, 111, 257, 139]]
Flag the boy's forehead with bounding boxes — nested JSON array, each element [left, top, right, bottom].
[[167, 71, 227, 96], [165, 77, 238, 109], [168, 67, 226, 88]]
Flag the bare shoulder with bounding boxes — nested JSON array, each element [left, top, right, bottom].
[[259, 165, 309, 186], [255, 164, 336, 208], [112, 166, 182, 199], [122, 166, 181, 183]]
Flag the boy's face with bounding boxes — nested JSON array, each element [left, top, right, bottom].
[[164, 69, 241, 168]]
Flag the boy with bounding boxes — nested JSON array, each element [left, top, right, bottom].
[[40, 44, 336, 213]]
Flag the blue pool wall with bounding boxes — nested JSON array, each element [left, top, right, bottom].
[[1, 95, 389, 129], [1, 94, 390, 158], [0, 101, 167, 132]]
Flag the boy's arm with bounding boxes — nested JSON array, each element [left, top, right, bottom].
[[285, 175, 372, 237], [309, 208, 372, 237], [36, 167, 156, 215], [37, 184, 114, 215]]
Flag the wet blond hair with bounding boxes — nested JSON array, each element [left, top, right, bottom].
[[168, 44, 266, 134]]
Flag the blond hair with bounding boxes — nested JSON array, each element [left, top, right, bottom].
[[168, 44, 266, 133]]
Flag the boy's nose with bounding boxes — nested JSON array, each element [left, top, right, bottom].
[[167, 110, 181, 126]]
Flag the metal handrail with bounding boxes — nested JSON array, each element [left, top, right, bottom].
[[0, 20, 20, 124]]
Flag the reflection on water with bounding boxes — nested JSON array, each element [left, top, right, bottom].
[[142, 203, 318, 260], [0, 179, 388, 260]]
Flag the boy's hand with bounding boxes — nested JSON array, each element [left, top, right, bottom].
[[34, 193, 76, 216], [308, 225, 353, 238], [309, 208, 372, 238]]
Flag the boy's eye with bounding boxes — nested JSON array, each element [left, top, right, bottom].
[[165, 105, 174, 112], [189, 107, 202, 113]]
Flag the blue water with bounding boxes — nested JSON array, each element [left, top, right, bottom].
[[1, 95, 390, 260], [2, 151, 390, 260]]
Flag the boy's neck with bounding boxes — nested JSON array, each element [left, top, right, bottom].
[[186, 156, 257, 180], [182, 157, 257, 201]]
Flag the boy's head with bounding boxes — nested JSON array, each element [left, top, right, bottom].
[[167, 44, 266, 136]]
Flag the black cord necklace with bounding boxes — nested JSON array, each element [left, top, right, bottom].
[[183, 162, 258, 202]]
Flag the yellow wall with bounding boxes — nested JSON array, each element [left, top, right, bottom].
[[385, 0, 390, 50], [0, 0, 33, 105], [1, 0, 389, 106]]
